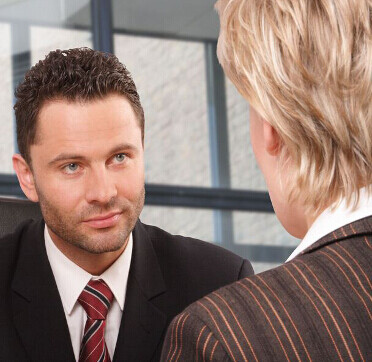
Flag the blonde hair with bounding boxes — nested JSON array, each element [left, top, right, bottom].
[[217, 0, 372, 214]]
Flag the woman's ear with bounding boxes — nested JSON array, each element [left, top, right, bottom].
[[12, 154, 39, 202], [263, 120, 281, 156]]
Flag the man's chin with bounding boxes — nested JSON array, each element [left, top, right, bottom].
[[71, 235, 128, 254], [78, 245, 124, 255], [63, 223, 130, 254]]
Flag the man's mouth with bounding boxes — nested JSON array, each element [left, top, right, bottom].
[[83, 212, 122, 229]]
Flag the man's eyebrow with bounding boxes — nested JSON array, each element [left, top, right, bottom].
[[48, 143, 139, 166], [48, 154, 86, 166], [108, 143, 139, 155]]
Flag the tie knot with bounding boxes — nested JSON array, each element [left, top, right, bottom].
[[78, 279, 113, 320]]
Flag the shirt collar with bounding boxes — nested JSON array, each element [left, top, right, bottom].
[[45, 227, 133, 314], [287, 186, 372, 262]]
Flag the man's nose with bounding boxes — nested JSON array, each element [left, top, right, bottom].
[[85, 166, 118, 204]]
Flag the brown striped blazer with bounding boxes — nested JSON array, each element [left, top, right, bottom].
[[161, 216, 372, 361]]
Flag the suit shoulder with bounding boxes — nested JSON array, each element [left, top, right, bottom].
[[0, 219, 39, 290], [186, 257, 314, 316], [0, 218, 35, 258], [185, 243, 372, 333], [140, 222, 253, 295], [181, 248, 372, 360], [0, 219, 42, 281], [141, 222, 246, 265], [161, 308, 230, 361]]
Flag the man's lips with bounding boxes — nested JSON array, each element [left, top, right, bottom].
[[83, 212, 122, 229]]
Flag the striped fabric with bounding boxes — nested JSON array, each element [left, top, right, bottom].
[[78, 279, 113, 362], [161, 216, 372, 361]]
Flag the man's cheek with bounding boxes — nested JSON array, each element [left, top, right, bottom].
[[48, 182, 82, 206], [119, 174, 144, 198]]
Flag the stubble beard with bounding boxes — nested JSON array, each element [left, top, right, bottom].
[[37, 186, 145, 254]]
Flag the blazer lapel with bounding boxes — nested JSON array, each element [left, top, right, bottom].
[[113, 221, 167, 362], [11, 219, 75, 362], [300, 215, 372, 257]]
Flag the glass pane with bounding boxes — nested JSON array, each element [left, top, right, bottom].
[[115, 34, 211, 187], [233, 211, 299, 246], [0, 0, 92, 176], [140, 206, 214, 242], [0, 22, 13, 174], [31, 26, 92, 65], [226, 77, 267, 191], [252, 262, 281, 274], [112, 0, 219, 41], [233, 211, 299, 273]]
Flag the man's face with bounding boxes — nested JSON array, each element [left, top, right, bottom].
[[28, 94, 145, 254]]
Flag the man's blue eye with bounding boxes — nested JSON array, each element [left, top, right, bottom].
[[68, 164, 78, 170], [64, 163, 79, 173], [115, 154, 126, 162]]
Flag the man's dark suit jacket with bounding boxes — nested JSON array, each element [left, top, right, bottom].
[[0, 218, 253, 361], [161, 216, 372, 361]]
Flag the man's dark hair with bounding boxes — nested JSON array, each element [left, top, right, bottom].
[[14, 47, 145, 165]]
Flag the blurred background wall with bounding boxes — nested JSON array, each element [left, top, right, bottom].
[[0, 0, 298, 273]]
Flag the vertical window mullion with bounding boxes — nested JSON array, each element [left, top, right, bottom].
[[205, 41, 234, 248], [91, 0, 114, 53]]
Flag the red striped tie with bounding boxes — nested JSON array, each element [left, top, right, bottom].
[[78, 279, 114, 362]]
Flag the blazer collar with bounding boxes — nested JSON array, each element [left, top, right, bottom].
[[113, 220, 168, 362], [299, 215, 372, 257], [11, 219, 75, 362]]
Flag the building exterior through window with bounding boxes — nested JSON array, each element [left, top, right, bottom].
[[0, 0, 299, 273]]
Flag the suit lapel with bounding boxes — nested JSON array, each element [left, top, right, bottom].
[[11, 219, 75, 362], [300, 215, 372, 257], [113, 221, 167, 362]]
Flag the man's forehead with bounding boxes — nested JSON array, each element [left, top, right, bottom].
[[38, 95, 135, 125], [34, 96, 141, 147], [38, 94, 133, 115]]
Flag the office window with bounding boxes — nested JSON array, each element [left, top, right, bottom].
[[31, 27, 91, 65], [0, 0, 92, 175], [233, 212, 299, 247], [0, 22, 13, 174], [141, 206, 214, 242], [252, 262, 281, 274], [115, 35, 211, 187]]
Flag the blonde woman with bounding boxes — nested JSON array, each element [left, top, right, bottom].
[[161, 0, 372, 360]]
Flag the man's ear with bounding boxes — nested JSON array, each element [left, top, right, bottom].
[[263, 120, 281, 156], [12, 154, 39, 202]]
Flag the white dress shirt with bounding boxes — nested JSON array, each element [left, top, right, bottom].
[[45, 227, 133, 361], [287, 186, 372, 262]]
